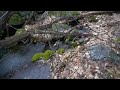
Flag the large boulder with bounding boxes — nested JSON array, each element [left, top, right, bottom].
[[0, 42, 46, 78]]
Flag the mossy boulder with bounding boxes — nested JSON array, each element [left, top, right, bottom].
[[56, 48, 65, 54], [32, 53, 44, 62], [8, 13, 24, 25]]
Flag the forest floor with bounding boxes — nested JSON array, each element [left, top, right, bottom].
[[49, 12, 120, 79], [1, 11, 120, 79]]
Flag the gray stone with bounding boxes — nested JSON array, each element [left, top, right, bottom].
[[10, 62, 51, 79], [88, 44, 120, 63], [0, 42, 46, 78]]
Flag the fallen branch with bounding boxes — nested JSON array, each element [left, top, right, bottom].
[[28, 11, 115, 31], [29, 29, 92, 38], [0, 27, 92, 48], [62, 11, 116, 24], [2, 11, 113, 48], [0, 32, 30, 48]]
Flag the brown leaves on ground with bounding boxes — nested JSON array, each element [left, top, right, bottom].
[[51, 45, 120, 79]]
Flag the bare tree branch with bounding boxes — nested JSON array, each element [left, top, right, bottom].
[[28, 11, 115, 31]]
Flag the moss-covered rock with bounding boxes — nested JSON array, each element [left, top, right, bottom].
[[8, 13, 24, 25], [32, 53, 44, 62], [56, 48, 65, 54]]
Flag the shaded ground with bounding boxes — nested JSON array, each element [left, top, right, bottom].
[[1, 11, 120, 79]]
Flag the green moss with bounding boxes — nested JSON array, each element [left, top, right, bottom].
[[8, 13, 24, 25], [56, 48, 65, 54], [70, 41, 78, 48], [32, 53, 44, 62], [71, 11, 79, 16], [65, 29, 78, 43], [32, 50, 54, 62], [115, 37, 120, 43], [44, 50, 54, 61], [31, 37, 38, 43], [65, 35, 72, 43], [88, 15, 98, 22], [15, 29, 26, 35]]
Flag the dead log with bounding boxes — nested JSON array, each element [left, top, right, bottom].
[[0, 28, 92, 48], [0, 32, 30, 48]]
